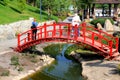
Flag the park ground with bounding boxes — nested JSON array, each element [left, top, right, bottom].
[[0, 38, 120, 80]]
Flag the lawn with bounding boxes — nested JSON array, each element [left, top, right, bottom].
[[0, 0, 58, 24]]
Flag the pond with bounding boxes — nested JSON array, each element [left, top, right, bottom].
[[21, 44, 84, 80]]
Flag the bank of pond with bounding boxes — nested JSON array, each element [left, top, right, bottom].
[[21, 43, 102, 80]]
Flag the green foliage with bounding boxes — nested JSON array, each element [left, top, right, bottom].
[[41, 0, 72, 20], [27, 53, 38, 63], [119, 14, 120, 17], [76, 0, 95, 10], [17, 0, 26, 13], [101, 40, 108, 45], [18, 66, 24, 72], [10, 56, 20, 68], [94, 36, 98, 40], [0, 70, 10, 76], [117, 64, 120, 73], [90, 18, 114, 27], [0, 0, 58, 24], [65, 44, 79, 55], [43, 44, 64, 57], [0, 0, 8, 6], [29, 53, 37, 58], [30, 59, 38, 63]]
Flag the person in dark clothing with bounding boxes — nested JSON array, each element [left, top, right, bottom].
[[31, 19, 38, 40]]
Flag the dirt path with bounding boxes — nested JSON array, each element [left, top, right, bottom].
[[0, 39, 55, 80], [0, 38, 17, 54], [82, 60, 120, 80]]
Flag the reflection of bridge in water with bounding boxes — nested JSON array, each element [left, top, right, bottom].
[[15, 22, 120, 60]]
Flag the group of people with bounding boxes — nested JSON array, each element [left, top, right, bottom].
[[31, 13, 81, 40]]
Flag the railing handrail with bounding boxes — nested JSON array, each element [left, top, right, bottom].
[[16, 22, 119, 57]]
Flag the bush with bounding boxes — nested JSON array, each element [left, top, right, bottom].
[[18, 66, 24, 72], [1, 70, 10, 76], [117, 64, 120, 73], [30, 59, 37, 63], [90, 18, 114, 28], [118, 14, 120, 17], [0, 0, 8, 6], [43, 44, 64, 57], [10, 56, 20, 68]]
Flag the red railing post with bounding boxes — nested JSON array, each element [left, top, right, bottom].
[[82, 22, 86, 42], [109, 40, 113, 56], [115, 37, 119, 52], [53, 22, 56, 37], [59, 24, 62, 38], [40, 27, 42, 39], [27, 32, 31, 41], [74, 24, 78, 40], [44, 23, 47, 38], [92, 32, 94, 45], [68, 24, 70, 39], [17, 34, 20, 47], [37, 28, 40, 39]]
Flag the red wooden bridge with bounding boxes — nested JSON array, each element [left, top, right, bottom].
[[15, 22, 120, 60]]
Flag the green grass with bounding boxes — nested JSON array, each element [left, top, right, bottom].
[[0, 0, 58, 24]]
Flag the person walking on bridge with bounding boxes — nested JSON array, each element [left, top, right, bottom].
[[72, 13, 81, 36], [31, 18, 38, 40]]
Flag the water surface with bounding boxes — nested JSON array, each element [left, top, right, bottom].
[[22, 44, 83, 80]]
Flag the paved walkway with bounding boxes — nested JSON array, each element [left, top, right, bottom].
[[0, 38, 17, 54]]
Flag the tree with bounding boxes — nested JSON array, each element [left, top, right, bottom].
[[40, 0, 72, 19], [73, 0, 95, 18], [26, 0, 37, 6]]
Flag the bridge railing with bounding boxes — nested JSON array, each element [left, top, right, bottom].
[[79, 22, 119, 56], [16, 22, 119, 57]]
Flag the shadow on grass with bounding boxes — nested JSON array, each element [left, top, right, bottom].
[[0, 1, 6, 6], [28, 8, 48, 15], [28, 8, 56, 20], [9, 6, 21, 13]]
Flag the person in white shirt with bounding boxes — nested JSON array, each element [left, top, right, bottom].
[[72, 13, 81, 26], [72, 13, 81, 36]]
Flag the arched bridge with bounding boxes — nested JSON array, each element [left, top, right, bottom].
[[15, 22, 119, 59]]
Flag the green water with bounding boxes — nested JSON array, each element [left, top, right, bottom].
[[22, 44, 83, 80]]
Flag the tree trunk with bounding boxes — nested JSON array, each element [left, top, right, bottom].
[[92, 4, 95, 15], [88, 4, 91, 17], [33, 0, 36, 7], [108, 4, 111, 17]]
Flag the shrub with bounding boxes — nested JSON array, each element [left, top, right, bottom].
[[30, 59, 37, 63], [118, 14, 120, 17], [10, 56, 20, 68], [117, 64, 120, 73], [1, 70, 10, 76], [15, 31, 20, 37], [29, 53, 37, 58], [43, 44, 64, 57], [90, 18, 114, 28], [17, 0, 26, 13], [0, 0, 8, 6], [18, 66, 24, 72]]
